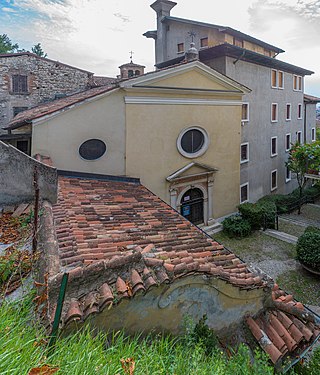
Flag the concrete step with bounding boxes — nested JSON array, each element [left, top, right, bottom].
[[263, 229, 298, 244], [201, 221, 223, 236]]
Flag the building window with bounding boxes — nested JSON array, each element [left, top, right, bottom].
[[293, 75, 302, 91], [286, 104, 291, 121], [200, 37, 208, 48], [285, 133, 291, 152], [240, 143, 249, 164], [177, 126, 209, 158], [298, 103, 302, 119], [135, 70, 141, 76], [16, 140, 29, 154], [311, 128, 316, 142], [271, 103, 278, 122], [13, 106, 28, 117], [271, 137, 277, 157], [233, 37, 243, 47], [278, 71, 284, 89], [297, 131, 302, 144], [79, 139, 107, 160], [11, 75, 28, 94], [271, 70, 277, 88], [271, 70, 284, 89], [177, 43, 184, 53], [240, 183, 249, 203], [286, 166, 291, 183], [128, 70, 134, 77], [241, 103, 249, 122], [271, 169, 277, 191]]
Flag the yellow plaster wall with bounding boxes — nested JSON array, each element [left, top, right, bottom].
[[31, 90, 126, 175], [125, 94, 242, 219], [145, 70, 238, 92]]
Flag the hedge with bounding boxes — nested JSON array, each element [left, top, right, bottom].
[[222, 214, 251, 238], [237, 201, 277, 230], [296, 228, 320, 270]]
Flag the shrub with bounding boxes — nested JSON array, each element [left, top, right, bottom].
[[222, 214, 251, 238], [296, 230, 320, 270], [238, 201, 276, 229], [237, 203, 263, 230]]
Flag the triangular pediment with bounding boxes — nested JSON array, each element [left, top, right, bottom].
[[120, 60, 250, 94], [167, 162, 218, 182]]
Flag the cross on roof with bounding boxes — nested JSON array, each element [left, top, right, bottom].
[[129, 51, 134, 63], [188, 31, 196, 42]]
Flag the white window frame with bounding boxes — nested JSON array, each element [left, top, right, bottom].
[[177, 126, 209, 158], [271, 69, 278, 88], [285, 133, 291, 152], [278, 71, 284, 89], [297, 103, 303, 119], [297, 131, 302, 144], [286, 103, 291, 121], [240, 182, 249, 204], [286, 166, 291, 183], [271, 169, 278, 191], [271, 136, 277, 157], [271, 103, 278, 123], [293, 75, 302, 91], [241, 102, 249, 122], [240, 142, 249, 164], [311, 127, 316, 142]]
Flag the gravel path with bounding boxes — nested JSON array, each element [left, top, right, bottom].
[[250, 259, 299, 280]]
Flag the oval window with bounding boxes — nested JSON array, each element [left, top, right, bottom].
[[177, 127, 209, 158], [79, 139, 106, 160]]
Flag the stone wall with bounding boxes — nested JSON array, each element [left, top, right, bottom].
[[0, 53, 94, 131], [0, 141, 57, 205]]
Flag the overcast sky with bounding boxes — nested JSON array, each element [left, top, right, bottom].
[[1, 0, 319, 96]]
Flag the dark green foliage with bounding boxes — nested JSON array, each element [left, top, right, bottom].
[[238, 203, 262, 230], [222, 214, 251, 238], [31, 43, 47, 57], [304, 226, 320, 235], [296, 229, 320, 270], [238, 201, 276, 230], [0, 34, 19, 53], [191, 315, 219, 355], [295, 347, 320, 375]]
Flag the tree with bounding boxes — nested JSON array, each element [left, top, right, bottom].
[[31, 43, 47, 57], [286, 141, 320, 213], [0, 34, 19, 53]]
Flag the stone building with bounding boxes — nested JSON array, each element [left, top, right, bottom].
[[144, 0, 316, 202], [0, 52, 94, 152]]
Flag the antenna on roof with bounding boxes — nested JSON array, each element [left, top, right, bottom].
[[129, 50, 134, 63]]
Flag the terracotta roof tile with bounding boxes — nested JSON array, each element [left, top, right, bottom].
[[247, 284, 320, 365]]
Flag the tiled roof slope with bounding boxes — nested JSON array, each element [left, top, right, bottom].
[[4, 84, 117, 130], [247, 284, 320, 365], [46, 176, 320, 367], [49, 176, 264, 325]]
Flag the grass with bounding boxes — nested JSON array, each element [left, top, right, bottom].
[[0, 293, 277, 375], [278, 218, 306, 238], [213, 230, 296, 262], [276, 269, 320, 306]]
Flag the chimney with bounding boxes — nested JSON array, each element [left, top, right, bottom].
[[150, 0, 177, 18], [149, 1, 177, 64]]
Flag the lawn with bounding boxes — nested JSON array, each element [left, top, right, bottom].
[[277, 218, 306, 238], [0, 294, 276, 375], [213, 231, 296, 263]]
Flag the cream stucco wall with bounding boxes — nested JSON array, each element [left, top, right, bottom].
[[125, 93, 242, 219], [31, 89, 126, 176]]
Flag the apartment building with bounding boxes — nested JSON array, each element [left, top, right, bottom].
[[144, 0, 315, 203]]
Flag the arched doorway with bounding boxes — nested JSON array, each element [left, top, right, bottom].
[[180, 188, 204, 225]]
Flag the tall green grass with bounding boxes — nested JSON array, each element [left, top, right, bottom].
[[0, 294, 280, 375]]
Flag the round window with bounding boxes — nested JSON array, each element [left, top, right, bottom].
[[177, 127, 209, 158], [79, 139, 106, 160]]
